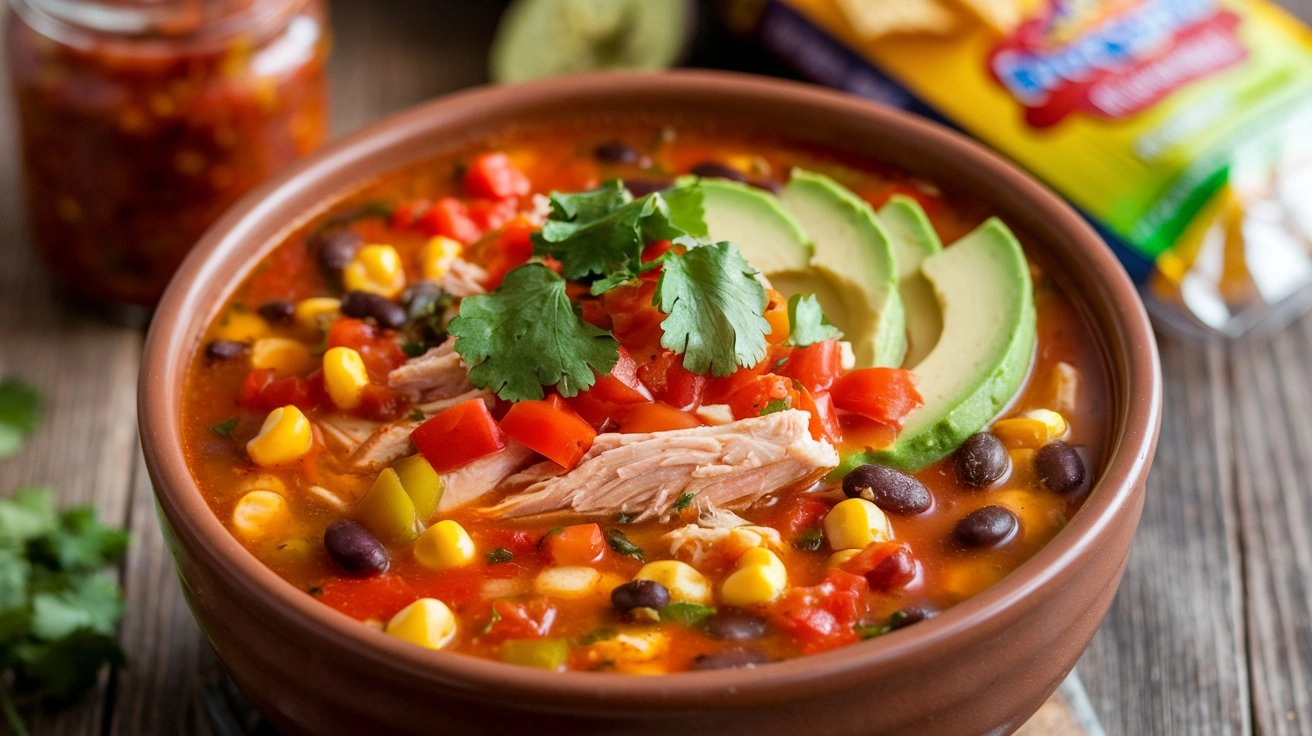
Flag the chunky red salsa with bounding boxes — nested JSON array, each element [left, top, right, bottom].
[[181, 122, 1107, 672]]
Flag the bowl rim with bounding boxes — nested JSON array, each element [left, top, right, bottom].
[[139, 70, 1162, 711]]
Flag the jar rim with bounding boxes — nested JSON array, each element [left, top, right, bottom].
[[9, 0, 310, 48]]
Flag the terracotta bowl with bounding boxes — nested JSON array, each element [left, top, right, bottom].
[[139, 71, 1162, 736]]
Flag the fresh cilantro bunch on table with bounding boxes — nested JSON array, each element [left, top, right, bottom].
[[449, 179, 770, 401]]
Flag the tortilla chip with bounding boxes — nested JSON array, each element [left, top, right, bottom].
[[949, 0, 1035, 34], [834, 0, 958, 39]]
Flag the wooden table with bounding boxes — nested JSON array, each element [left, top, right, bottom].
[[2, 2, 1311, 734]]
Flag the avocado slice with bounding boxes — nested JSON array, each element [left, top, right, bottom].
[[695, 178, 813, 274], [856, 218, 1036, 473], [879, 195, 943, 369], [777, 170, 906, 368]]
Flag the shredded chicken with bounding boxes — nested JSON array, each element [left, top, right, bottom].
[[663, 503, 783, 568], [388, 338, 474, 403], [437, 440, 539, 512], [485, 410, 838, 521], [438, 258, 489, 298]]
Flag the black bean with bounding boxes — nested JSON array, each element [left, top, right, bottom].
[[955, 432, 1010, 488], [1035, 441, 1087, 495], [952, 505, 1018, 549], [690, 647, 772, 671], [340, 290, 407, 329], [701, 609, 768, 641], [593, 141, 639, 164], [865, 548, 917, 591], [843, 464, 931, 514], [204, 339, 247, 362], [689, 161, 748, 183], [324, 520, 389, 576], [622, 178, 672, 198], [611, 579, 670, 614], [315, 229, 364, 273], [889, 604, 937, 630], [256, 300, 294, 324]]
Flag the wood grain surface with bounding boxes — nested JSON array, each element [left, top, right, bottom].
[[1, 1, 1310, 734]]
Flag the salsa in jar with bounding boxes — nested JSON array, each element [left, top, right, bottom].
[[7, 0, 329, 312]]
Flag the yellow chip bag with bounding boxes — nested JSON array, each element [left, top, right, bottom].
[[741, 0, 1312, 338]]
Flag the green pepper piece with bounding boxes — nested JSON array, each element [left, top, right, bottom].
[[354, 468, 420, 545], [500, 638, 570, 671], [393, 453, 444, 525]]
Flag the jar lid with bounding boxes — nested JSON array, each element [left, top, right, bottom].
[[11, 0, 306, 46]]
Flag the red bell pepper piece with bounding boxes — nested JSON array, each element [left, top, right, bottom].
[[638, 350, 708, 411], [462, 152, 531, 199], [418, 196, 482, 244], [830, 367, 924, 428], [499, 395, 596, 469], [615, 401, 702, 434], [411, 398, 507, 472], [725, 374, 801, 421], [778, 338, 843, 394]]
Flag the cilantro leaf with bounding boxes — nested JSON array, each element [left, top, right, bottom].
[[0, 380, 40, 460], [0, 488, 58, 546], [604, 529, 644, 561], [13, 629, 124, 702], [30, 575, 123, 641], [671, 492, 696, 512], [209, 417, 238, 438], [655, 242, 770, 376], [32, 507, 130, 573], [785, 293, 843, 347], [659, 602, 716, 627], [760, 398, 791, 416], [449, 264, 619, 401], [660, 183, 708, 242]]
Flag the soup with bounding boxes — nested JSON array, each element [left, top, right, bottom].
[[181, 121, 1107, 673]]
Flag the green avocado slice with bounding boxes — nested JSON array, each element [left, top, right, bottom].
[[489, 0, 695, 83], [851, 218, 1036, 473], [879, 195, 943, 369], [694, 178, 813, 275], [778, 170, 906, 368]]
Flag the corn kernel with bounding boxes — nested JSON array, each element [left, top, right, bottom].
[[214, 311, 268, 342], [735, 547, 786, 577], [634, 560, 713, 605], [231, 490, 291, 541], [385, 598, 457, 650], [421, 235, 463, 281], [323, 346, 369, 410], [414, 519, 476, 571], [993, 409, 1068, 449], [240, 473, 287, 495], [533, 566, 602, 599], [583, 630, 669, 669], [823, 498, 893, 551], [246, 405, 314, 467], [344, 244, 406, 298], [827, 549, 861, 568], [250, 337, 315, 376], [293, 297, 341, 332], [720, 561, 788, 607]]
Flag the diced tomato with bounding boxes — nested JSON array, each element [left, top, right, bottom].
[[480, 218, 537, 290], [238, 368, 321, 413], [543, 523, 606, 566], [769, 569, 869, 654], [391, 199, 430, 229], [638, 350, 708, 411], [564, 389, 620, 431], [831, 368, 924, 428], [703, 355, 774, 404], [602, 281, 664, 360], [463, 152, 531, 200], [615, 401, 702, 433], [411, 398, 507, 472], [582, 347, 651, 405], [778, 339, 842, 394], [482, 597, 558, 643], [795, 387, 842, 444], [479, 528, 540, 557], [327, 318, 407, 380], [357, 383, 408, 422], [317, 575, 416, 622], [725, 374, 801, 421], [762, 492, 831, 539], [641, 239, 672, 263], [418, 196, 482, 244], [408, 565, 488, 612], [499, 395, 596, 469], [466, 197, 520, 232]]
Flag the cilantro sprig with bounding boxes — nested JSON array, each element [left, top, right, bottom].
[[1, 488, 128, 736], [785, 293, 843, 347], [452, 180, 772, 401]]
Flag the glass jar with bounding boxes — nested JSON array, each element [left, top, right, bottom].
[[6, 0, 329, 313]]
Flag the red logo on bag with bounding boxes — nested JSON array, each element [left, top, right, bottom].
[[989, 0, 1248, 128]]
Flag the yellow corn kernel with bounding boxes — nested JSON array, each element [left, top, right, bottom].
[[583, 630, 669, 670], [385, 598, 457, 650], [720, 561, 788, 607], [214, 311, 269, 342], [250, 337, 315, 376], [827, 549, 861, 568], [735, 547, 786, 577], [343, 244, 406, 298], [421, 235, 463, 281], [240, 473, 287, 495], [293, 297, 341, 331], [414, 519, 476, 571], [246, 405, 313, 467], [992, 409, 1068, 449], [322, 346, 369, 410], [823, 498, 893, 551], [231, 490, 291, 541], [533, 566, 602, 599], [634, 560, 713, 605]]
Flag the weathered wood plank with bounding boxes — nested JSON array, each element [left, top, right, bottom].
[[1231, 313, 1312, 736], [1078, 338, 1250, 735]]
